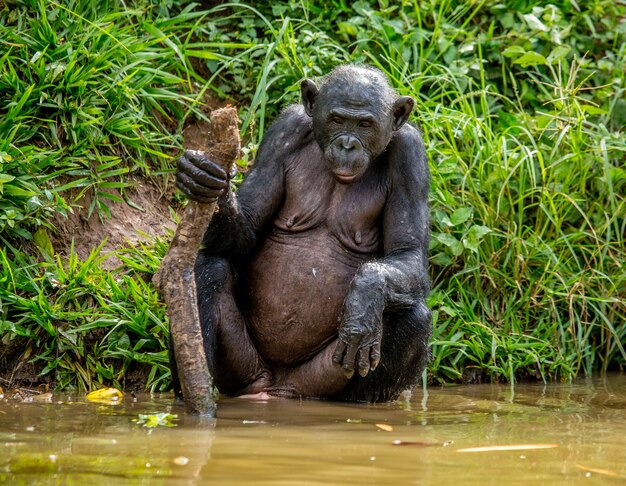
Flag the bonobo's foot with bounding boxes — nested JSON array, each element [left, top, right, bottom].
[[265, 343, 353, 400], [236, 392, 275, 400], [267, 385, 299, 399], [233, 369, 273, 396]]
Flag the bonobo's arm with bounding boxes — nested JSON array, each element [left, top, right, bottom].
[[333, 125, 430, 378], [177, 106, 312, 261]]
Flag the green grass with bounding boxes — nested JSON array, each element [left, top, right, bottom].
[[1, 0, 624, 391], [0, 0, 252, 233], [0, 238, 171, 391]]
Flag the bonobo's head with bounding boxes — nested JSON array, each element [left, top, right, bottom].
[[301, 65, 414, 184]]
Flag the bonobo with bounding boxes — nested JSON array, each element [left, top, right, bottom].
[[175, 65, 431, 402]]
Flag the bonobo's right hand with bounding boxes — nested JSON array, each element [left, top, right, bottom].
[[176, 150, 229, 203]]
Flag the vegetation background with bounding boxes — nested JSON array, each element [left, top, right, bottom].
[[1, 0, 624, 392]]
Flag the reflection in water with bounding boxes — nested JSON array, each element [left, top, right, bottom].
[[1, 375, 625, 485]]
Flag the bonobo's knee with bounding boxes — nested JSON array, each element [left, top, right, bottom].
[[195, 254, 234, 291], [335, 304, 431, 403], [415, 302, 432, 335], [404, 302, 432, 366]]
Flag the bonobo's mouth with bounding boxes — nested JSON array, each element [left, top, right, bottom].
[[332, 171, 358, 183], [325, 146, 369, 184]]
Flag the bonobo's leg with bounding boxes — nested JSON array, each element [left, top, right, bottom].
[[269, 342, 352, 399], [194, 253, 270, 395], [268, 303, 430, 401], [335, 302, 431, 403]]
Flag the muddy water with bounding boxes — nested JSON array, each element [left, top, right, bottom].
[[1, 375, 625, 485]]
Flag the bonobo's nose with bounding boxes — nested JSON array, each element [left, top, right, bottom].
[[340, 136, 359, 151]]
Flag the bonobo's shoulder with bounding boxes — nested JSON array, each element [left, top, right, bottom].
[[276, 104, 311, 126], [265, 105, 312, 142], [254, 105, 312, 168], [389, 123, 425, 154], [386, 124, 427, 171]]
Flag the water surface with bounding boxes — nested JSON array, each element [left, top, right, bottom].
[[1, 375, 625, 484]]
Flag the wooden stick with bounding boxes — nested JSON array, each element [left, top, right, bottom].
[[154, 107, 240, 414]]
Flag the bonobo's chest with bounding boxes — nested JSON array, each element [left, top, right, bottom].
[[274, 142, 388, 255]]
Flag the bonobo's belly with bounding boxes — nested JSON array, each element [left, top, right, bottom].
[[244, 229, 370, 367]]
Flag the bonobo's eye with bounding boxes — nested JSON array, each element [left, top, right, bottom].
[[330, 115, 344, 125], [358, 121, 372, 129]]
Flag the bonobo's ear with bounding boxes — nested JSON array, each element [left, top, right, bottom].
[[392, 96, 415, 131], [301, 79, 319, 117]]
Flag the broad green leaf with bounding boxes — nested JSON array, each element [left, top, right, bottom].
[[450, 207, 472, 226], [337, 21, 358, 37], [435, 232, 459, 247], [502, 45, 526, 58], [33, 229, 55, 258], [513, 52, 547, 67], [431, 253, 453, 266], [547, 45, 571, 64], [523, 14, 548, 32], [435, 233, 464, 256], [463, 225, 492, 253], [581, 105, 607, 116]]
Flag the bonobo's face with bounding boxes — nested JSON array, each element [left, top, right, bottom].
[[301, 67, 414, 184]]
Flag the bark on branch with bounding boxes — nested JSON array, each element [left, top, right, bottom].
[[154, 107, 240, 415]]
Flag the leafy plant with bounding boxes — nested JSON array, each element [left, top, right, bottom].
[[0, 240, 171, 392]]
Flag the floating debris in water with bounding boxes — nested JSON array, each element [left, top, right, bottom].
[[376, 423, 394, 432], [1, 386, 51, 402], [173, 456, 190, 466], [392, 440, 453, 447], [135, 413, 178, 428], [457, 444, 558, 452], [4, 442, 27, 447], [575, 464, 619, 477], [86, 388, 123, 404], [32, 393, 53, 402]]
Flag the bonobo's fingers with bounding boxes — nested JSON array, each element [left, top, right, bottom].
[[332, 341, 346, 365], [178, 160, 227, 191], [357, 342, 381, 377], [357, 348, 370, 377], [184, 150, 229, 180], [176, 171, 222, 203], [178, 154, 228, 191], [370, 342, 381, 371], [341, 343, 358, 379], [176, 151, 231, 202], [332, 340, 355, 379]]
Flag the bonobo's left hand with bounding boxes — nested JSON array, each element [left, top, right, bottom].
[[333, 291, 383, 378], [176, 150, 231, 203]]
